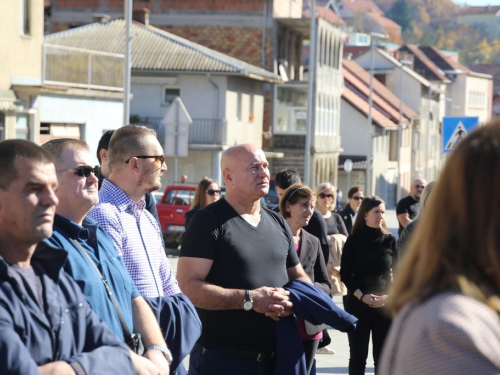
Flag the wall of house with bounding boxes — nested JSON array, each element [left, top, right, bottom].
[[339, 101, 368, 155], [0, 0, 43, 89], [273, 0, 303, 18], [226, 77, 265, 147], [130, 74, 227, 120], [39, 91, 123, 162], [161, 150, 215, 187], [463, 74, 493, 123]]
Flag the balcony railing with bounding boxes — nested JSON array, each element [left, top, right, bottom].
[[133, 117, 227, 146], [42, 44, 124, 91]]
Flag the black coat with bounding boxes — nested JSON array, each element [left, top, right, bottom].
[[339, 204, 356, 235]]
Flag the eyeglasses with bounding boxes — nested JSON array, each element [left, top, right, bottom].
[[318, 193, 333, 199], [352, 196, 364, 201], [124, 155, 165, 165], [57, 165, 100, 178], [415, 184, 426, 189], [207, 189, 221, 196]]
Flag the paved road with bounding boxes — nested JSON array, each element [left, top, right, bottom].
[[167, 209, 400, 374]]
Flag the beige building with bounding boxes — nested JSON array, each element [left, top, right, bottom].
[[0, 0, 44, 142]]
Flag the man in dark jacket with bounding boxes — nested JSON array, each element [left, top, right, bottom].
[[0, 139, 134, 375]]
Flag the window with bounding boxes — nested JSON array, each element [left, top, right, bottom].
[[468, 91, 486, 109], [16, 114, 30, 140], [21, 0, 30, 35], [275, 86, 308, 134], [162, 88, 180, 106]]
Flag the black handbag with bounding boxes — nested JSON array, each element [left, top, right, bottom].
[[72, 240, 144, 355]]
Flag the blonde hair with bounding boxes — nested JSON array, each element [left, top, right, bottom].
[[388, 120, 500, 315], [314, 182, 336, 210]]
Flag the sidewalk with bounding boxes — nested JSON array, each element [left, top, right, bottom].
[[168, 209, 400, 374]]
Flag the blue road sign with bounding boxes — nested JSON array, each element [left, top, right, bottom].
[[442, 117, 479, 154]]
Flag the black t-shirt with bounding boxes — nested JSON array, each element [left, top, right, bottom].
[[324, 212, 349, 237], [396, 195, 420, 235], [180, 198, 300, 351]]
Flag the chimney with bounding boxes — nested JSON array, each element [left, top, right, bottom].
[[133, 8, 150, 27], [92, 13, 110, 23]]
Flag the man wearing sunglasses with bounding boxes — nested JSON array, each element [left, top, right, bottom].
[[42, 139, 171, 375], [396, 178, 427, 236], [89, 125, 200, 374], [96, 130, 161, 227]]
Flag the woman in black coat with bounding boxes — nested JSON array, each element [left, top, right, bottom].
[[280, 184, 332, 375], [339, 186, 364, 235], [340, 196, 397, 375]]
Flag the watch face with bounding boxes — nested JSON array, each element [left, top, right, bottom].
[[243, 301, 253, 311]]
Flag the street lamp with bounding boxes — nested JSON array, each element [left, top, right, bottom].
[[397, 59, 412, 203], [366, 32, 388, 196]]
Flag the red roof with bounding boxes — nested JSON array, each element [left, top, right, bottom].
[[343, 58, 418, 119], [338, 0, 383, 15], [400, 44, 449, 82], [303, 6, 346, 25], [460, 5, 500, 16], [342, 86, 396, 128], [365, 12, 401, 31]]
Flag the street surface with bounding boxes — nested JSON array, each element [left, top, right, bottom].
[[167, 209, 400, 374]]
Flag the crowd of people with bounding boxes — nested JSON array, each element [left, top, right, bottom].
[[1, 118, 500, 375]]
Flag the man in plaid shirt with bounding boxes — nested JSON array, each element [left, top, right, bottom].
[[88, 125, 180, 297]]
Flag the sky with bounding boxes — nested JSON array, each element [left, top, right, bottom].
[[453, 0, 500, 5]]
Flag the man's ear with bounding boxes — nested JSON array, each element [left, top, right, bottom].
[[99, 149, 109, 163], [126, 157, 140, 174], [222, 168, 232, 184]]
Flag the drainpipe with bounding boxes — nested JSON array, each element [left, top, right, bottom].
[[207, 73, 219, 119], [207, 73, 222, 185], [261, 0, 268, 69]]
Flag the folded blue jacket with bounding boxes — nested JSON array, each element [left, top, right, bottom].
[[275, 280, 358, 375], [145, 293, 202, 375]]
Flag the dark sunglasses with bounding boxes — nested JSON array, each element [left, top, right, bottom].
[[125, 155, 165, 164], [58, 165, 100, 178], [318, 193, 333, 199], [415, 184, 426, 189], [207, 189, 221, 196], [353, 196, 364, 201]]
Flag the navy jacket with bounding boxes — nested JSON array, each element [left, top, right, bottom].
[[0, 242, 134, 375], [276, 280, 358, 375]]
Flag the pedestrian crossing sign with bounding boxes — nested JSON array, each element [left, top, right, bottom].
[[442, 117, 478, 154]]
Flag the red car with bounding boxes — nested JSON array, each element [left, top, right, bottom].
[[156, 184, 196, 248]]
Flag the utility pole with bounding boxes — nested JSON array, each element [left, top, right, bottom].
[[305, 0, 316, 185], [123, 0, 132, 126]]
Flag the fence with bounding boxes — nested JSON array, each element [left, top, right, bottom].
[[43, 44, 124, 91]]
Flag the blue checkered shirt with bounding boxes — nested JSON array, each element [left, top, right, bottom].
[[88, 179, 181, 297]]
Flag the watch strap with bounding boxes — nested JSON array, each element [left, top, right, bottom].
[[146, 345, 173, 365]]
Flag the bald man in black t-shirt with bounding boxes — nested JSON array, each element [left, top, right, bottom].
[[178, 144, 311, 375]]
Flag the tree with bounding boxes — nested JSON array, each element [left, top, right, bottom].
[[386, 0, 413, 32]]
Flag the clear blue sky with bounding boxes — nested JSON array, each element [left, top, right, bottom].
[[453, 0, 500, 5]]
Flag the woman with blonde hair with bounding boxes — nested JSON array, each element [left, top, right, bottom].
[[340, 196, 397, 375], [379, 120, 500, 374], [184, 178, 220, 228], [314, 182, 348, 236]]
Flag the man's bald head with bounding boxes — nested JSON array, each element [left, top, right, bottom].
[[410, 178, 427, 201], [221, 144, 270, 201]]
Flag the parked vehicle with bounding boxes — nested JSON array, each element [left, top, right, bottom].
[[156, 184, 196, 248]]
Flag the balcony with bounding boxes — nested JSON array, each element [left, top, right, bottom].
[[133, 117, 227, 146]]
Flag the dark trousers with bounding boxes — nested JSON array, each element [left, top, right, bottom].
[[344, 295, 391, 375], [188, 342, 275, 375], [302, 339, 320, 375]]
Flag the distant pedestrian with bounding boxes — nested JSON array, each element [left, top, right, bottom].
[[380, 119, 500, 374], [314, 182, 348, 237], [181, 175, 188, 183], [185, 178, 221, 228], [396, 181, 435, 256], [339, 187, 364, 235], [340, 196, 397, 375], [396, 178, 427, 236]]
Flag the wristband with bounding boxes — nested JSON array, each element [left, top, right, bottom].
[[359, 293, 365, 301]]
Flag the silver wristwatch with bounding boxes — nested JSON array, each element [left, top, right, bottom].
[[242, 289, 253, 311], [146, 345, 173, 365]]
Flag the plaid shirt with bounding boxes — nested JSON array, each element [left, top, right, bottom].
[[88, 179, 180, 298]]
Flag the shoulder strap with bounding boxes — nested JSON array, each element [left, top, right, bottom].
[[71, 239, 133, 341]]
